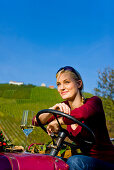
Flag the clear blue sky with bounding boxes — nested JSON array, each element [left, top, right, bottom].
[[0, 0, 114, 94]]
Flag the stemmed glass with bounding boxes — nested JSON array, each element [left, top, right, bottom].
[[20, 110, 34, 150]]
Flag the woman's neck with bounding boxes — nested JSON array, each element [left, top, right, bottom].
[[68, 94, 83, 110]]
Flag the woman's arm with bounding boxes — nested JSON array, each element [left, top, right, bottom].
[[63, 96, 104, 125], [32, 110, 53, 126], [32, 103, 71, 126]]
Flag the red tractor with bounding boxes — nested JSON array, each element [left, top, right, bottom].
[[0, 109, 95, 170]]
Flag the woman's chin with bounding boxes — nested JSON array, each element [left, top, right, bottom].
[[61, 95, 69, 100]]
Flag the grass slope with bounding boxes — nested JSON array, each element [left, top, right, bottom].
[[0, 84, 112, 148]]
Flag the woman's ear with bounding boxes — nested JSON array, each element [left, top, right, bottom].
[[77, 80, 82, 89]]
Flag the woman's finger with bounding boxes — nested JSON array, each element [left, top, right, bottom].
[[52, 103, 64, 112], [47, 120, 60, 135], [50, 103, 71, 115], [60, 103, 71, 115], [47, 125, 53, 135]]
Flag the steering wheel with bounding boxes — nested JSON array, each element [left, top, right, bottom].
[[36, 109, 96, 156]]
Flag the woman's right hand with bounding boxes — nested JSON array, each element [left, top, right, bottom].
[[50, 103, 71, 115]]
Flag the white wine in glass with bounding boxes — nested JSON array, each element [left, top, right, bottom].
[[20, 110, 34, 150]]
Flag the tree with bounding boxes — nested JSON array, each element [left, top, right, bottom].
[[94, 67, 114, 100], [94, 67, 114, 137]]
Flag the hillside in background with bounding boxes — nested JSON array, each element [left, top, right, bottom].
[[0, 84, 113, 147]]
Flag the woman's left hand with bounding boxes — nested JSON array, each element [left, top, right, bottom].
[[47, 117, 64, 135]]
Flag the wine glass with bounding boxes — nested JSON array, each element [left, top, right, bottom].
[[20, 110, 34, 150]]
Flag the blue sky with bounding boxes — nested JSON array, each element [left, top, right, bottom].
[[0, 0, 114, 94]]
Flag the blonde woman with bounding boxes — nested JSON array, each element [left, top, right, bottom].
[[33, 66, 114, 169]]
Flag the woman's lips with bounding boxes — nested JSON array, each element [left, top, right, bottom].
[[61, 91, 68, 95]]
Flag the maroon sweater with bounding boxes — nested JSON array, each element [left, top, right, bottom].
[[48, 96, 114, 163]]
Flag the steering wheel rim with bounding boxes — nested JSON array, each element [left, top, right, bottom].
[[36, 109, 96, 144]]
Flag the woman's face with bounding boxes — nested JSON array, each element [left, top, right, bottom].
[[56, 72, 81, 101]]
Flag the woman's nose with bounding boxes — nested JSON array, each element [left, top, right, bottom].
[[60, 83, 65, 90]]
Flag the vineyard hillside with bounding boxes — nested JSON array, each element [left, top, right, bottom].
[[0, 84, 113, 147]]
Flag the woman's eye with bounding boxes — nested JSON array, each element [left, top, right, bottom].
[[57, 83, 60, 86], [65, 81, 70, 84]]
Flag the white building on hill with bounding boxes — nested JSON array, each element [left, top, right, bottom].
[[41, 83, 46, 87], [9, 81, 24, 85]]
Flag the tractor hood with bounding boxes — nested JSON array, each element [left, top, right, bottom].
[[0, 152, 69, 170]]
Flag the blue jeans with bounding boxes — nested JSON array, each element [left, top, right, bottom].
[[67, 155, 114, 170]]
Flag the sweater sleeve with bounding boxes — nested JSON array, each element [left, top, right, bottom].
[[63, 96, 103, 125]]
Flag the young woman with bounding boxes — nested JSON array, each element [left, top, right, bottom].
[[33, 66, 114, 169]]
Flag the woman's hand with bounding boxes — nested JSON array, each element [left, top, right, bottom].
[[47, 117, 64, 135], [50, 103, 71, 115]]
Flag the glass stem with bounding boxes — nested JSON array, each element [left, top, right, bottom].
[[25, 135, 28, 151]]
